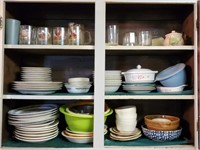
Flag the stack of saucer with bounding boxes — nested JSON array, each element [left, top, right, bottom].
[[12, 67, 62, 95], [105, 70, 122, 93], [109, 127, 141, 141], [61, 125, 108, 143]]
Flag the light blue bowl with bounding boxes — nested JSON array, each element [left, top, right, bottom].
[[141, 125, 182, 142], [155, 63, 186, 87]]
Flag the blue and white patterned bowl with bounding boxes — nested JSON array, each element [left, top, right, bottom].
[[141, 125, 182, 142]]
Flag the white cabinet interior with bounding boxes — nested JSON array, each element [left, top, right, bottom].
[[0, 0, 198, 150]]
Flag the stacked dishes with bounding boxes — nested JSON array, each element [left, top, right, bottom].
[[109, 127, 141, 141], [12, 67, 62, 95], [61, 125, 108, 144], [155, 63, 187, 93], [20, 67, 52, 81], [60, 102, 112, 143], [142, 115, 182, 141], [122, 65, 157, 93], [105, 70, 122, 93], [59, 101, 113, 132], [64, 77, 91, 94], [109, 106, 141, 141], [8, 104, 59, 142]]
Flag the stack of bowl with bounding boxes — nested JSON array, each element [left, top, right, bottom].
[[59, 101, 112, 134], [105, 70, 122, 93], [115, 106, 137, 132], [109, 106, 141, 141], [64, 77, 92, 94], [122, 65, 157, 94], [142, 115, 182, 141], [155, 63, 187, 93]]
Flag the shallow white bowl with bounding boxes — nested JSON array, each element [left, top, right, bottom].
[[105, 85, 120, 93], [68, 77, 90, 83], [115, 105, 137, 115], [156, 85, 187, 93], [65, 84, 91, 94]]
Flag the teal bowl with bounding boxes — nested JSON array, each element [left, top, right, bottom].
[[59, 105, 113, 132]]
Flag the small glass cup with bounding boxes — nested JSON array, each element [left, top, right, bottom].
[[19, 25, 33, 45], [36, 27, 52, 45], [53, 27, 67, 45], [138, 31, 152, 46], [107, 24, 119, 45], [123, 32, 137, 46]]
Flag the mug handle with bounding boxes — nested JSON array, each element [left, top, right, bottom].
[[84, 30, 92, 45]]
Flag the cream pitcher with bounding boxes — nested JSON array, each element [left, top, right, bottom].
[[67, 23, 92, 45]]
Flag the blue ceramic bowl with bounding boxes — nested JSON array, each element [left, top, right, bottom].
[[155, 63, 186, 87], [141, 125, 182, 142]]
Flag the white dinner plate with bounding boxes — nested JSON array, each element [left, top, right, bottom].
[[8, 104, 58, 116], [15, 130, 58, 143]]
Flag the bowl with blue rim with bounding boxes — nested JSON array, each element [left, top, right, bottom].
[[141, 125, 182, 142]]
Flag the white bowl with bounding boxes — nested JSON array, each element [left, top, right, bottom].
[[105, 85, 120, 93], [65, 84, 91, 94], [116, 113, 137, 120], [115, 105, 137, 115], [116, 121, 137, 132], [116, 118, 137, 125], [156, 85, 187, 93], [68, 77, 90, 85]]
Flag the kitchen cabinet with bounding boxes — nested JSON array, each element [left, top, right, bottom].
[[0, 0, 199, 149]]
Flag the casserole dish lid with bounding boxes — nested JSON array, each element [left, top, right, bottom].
[[123, 65, 158, 74]]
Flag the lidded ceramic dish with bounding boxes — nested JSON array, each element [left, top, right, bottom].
[[163, 30, 184, 46], [122, 65, 158, 83]]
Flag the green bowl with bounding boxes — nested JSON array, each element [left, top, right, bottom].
[[59, 105, 113, 132]]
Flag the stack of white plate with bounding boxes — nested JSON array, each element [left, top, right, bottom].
[[12, 67, 62, 95], [8, 104, 59, 143], [21, 67, 52, 82]]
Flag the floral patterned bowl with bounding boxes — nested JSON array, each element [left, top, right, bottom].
[[141, 125, 182, 142]]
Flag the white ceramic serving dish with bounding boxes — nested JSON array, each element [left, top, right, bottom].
[[122, 65, 158, 83], [156, 85, 187, 93]]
